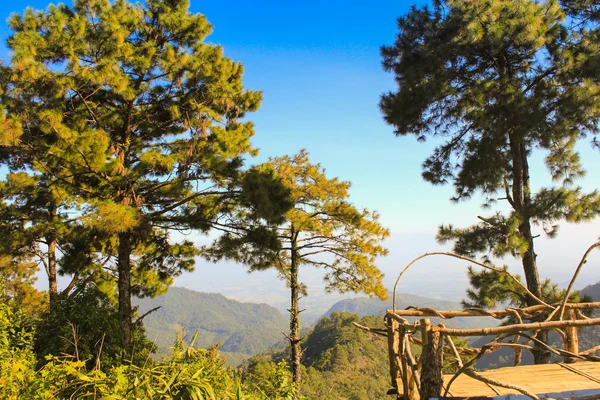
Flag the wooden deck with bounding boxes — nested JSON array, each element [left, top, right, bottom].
[[443, 362, 600, 397]]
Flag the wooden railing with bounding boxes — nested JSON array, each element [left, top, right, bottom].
[[383, 303, 600, 400], [354, 241, 600, 400]]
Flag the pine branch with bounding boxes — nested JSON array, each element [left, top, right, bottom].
[[133, 306, 161, 326]]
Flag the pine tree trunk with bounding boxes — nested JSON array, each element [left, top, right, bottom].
[[420, 329, 444, 399], [47, 235, 57, 300], [289, 231, 302, 396], [511, 138, 550, 364], [47, 204, 58, 309], [520, 218, 550, 364], [118, 231, 133, 350]]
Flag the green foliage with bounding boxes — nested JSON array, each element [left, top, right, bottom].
[[381, 0, 600, 232], [245, 313, 392, 400], [0, 114, 95, 305], [50, 334, 236, 399], [270, 151, 389, 298], [0, 175, 54, 309], [35, 282, 155, 370], [0, 253, 45, 313], [0, 296, 273, 400], [205, 150, 388, 389], [207, 150, 389, 298], [242, 358, 296, 399], [0, 284, 38, 399]]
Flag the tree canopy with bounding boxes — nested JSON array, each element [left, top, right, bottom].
[[206, 150, 389, 392], [0, 0, 291, 349], [380, 0, 600, 363]]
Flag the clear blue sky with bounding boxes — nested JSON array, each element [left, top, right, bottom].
[[1, 0, 599, 307]]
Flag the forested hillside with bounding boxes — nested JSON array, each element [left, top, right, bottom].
[[136, 287, 287, 365], [245, 312, 391, 400], [302, 313, 390, 399]]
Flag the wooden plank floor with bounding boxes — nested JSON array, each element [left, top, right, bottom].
[[443, 362, 600, 397]]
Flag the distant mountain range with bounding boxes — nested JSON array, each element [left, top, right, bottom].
[[581, 281, 600, 300], [135, 287, 288, 365]]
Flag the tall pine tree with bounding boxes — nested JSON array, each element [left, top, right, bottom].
[[206, 150, 389, 393], [0, 63, 91, 309], [380, 0, 600, 363], [0, 0, 290, 349], [0, 169, 90, 309]]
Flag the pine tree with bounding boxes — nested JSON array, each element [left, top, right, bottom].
[[380, 0, 600, 363], [0, 0, 289, 349], [0, 169, 91, 310], [0, 62, 90, 308], [206, 150, 389, 394]]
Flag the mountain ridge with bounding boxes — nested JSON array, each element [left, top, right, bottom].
[[581, 281, 600, 300], [134, 286, 288, 365]]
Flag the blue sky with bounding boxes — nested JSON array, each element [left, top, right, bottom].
[[1, 0, 599, 308]]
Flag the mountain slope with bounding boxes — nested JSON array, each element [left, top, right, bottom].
[[135, 287, 287, 363], [302, 313, 391, 399], [244, 312, 392, 400], [581, 282, 600, 300]]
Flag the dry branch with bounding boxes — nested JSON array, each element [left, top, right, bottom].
[[580, 344, 600, 356], [549, 240, 600, 321], [408, 335, 480, 356], [463, 370, 540, 400], [519, 333, 594, 362], [434, 317, 600, 337], [443, 329, 464, 368], [399, 326, 410, 400], [351, 321, 388, 337], [133, 306, 161, 326], [392, 252, 549, 311], [443, 340, 501, 397], [387, 302, 600, 319], [404, 334, 422, 397], [386, 313, 417, 331]]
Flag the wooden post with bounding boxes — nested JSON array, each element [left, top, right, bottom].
[[420, 319, 444, 399], [404, 334, 421, 400], [564, 308, 579, 364], [387, 316, 401, 392], [399, 326, 409, 400]]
